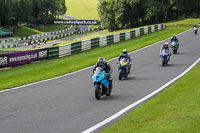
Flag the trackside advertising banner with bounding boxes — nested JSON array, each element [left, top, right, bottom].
[[37, 20, 100, 25], [0, 49, 48, 68]]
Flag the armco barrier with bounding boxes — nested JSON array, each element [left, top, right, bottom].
[[151, 25, 155, 32], [57, 23, 165, 59], [0, 25, 76, 48], [114, 33, 120, 43], [148, 26, 152, 33], [82, 39, 91, 51], [140, 28, 144, 35], [59, 44, 71, 57], [107, 35, 114, 45], [135, 29, 140, 37], [130, 30, 136, 38], [144, 27, 148, 34], [99, 36, 107, 46], [120, 33, 126, 41], [71, 41, 81, 54], [125, 31, 131, 40], [155, 24, 158, 31], [91, 38, 99, 49], [48, 46, 59, 59], [158, 24, 161, 30]]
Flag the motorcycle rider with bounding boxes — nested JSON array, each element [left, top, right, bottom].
[[170, 35, 179, 43], [170, 35, 179, 49], [193, 24, 198, 33], [118, 49, 132, 73], [93, 57, 113, 88], [160, 42, 171, 60]]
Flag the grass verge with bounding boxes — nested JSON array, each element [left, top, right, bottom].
[[0, 24, 188, 90], [66, 0, 99, 20], [102, 62, 200, 133]]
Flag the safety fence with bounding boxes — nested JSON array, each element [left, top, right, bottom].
[[0, 24, 165, 69], [0, 25, 93, 48]]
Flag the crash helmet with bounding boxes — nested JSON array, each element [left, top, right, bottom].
[[173, 35, 176, 38], [98, 57, 105, 67], [164, 42, 169, 49], [123, 49, 128, 55]]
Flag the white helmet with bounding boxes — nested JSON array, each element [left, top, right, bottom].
[[164, 42, 169, 45], [123, 49, 128, 54]]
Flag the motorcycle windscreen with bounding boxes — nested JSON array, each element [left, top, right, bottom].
[[171, 41, 176, 47], [120, 58, 129, 66], [161, 50, 168, 58], [94, 67, 103, 74]]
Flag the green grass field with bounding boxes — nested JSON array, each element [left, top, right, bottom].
[[102, 62, 200, 133], [66, 0, 99, 20], [0, 18, 194, 90], [13, 25, 70, 37], [13, 26, 43, 37]]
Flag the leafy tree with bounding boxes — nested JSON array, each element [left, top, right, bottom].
[[0, 0, 67, 28], [98, 0, 117, 31]]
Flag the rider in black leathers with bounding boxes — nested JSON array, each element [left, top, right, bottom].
[[93, 57, 113, 88], [118, 49, 132, 73], [170, 35, 179, 43], [170, 35, 179, 49]]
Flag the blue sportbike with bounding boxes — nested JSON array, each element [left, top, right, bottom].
[[161, 49, 169, 66], [170, 41, 178, 54], [92, 67, 112, 100], [118, 58, 130, 80]]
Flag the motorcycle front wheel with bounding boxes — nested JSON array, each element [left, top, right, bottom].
[[119, 70, 123, 80], [162, 60, 165, 66], [173, 50, 176, 54], [95, 84, 102, 100]]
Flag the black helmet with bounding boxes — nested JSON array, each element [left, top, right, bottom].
[[123, 49, 128, 55], [98, 57, 105, 67]]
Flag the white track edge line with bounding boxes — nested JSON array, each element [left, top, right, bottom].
[[82, 57, 200, 133], [0, 29, 191, 93]]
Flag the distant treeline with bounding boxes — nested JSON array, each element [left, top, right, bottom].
[[0, 0, 67, 28], [98, 0, 200, 31]]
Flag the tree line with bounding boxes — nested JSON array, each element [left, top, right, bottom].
[[98, 0, 200, 31], [0, 0, 67, 28]]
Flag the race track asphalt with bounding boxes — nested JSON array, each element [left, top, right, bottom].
[[0, 29, 199, 133]]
